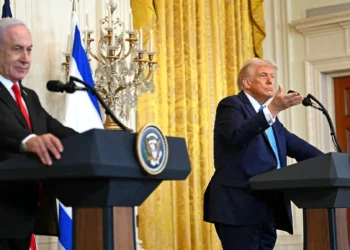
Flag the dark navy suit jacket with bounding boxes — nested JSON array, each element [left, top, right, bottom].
[[203, 91, 323, 234], [0, 82, 77, 239]]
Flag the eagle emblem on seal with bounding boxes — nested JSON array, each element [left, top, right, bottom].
[[145, 133, 163, 166], [136, 124, 168, 175]]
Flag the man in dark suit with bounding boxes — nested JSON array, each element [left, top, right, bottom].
[[0, 18, 77, 250], [203, 58, 323, 250]]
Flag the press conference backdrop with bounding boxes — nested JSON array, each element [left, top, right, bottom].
[[2, 0, 350, 250]]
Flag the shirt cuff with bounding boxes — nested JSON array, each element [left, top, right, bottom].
[[20, 134, 37, 152], [262, 107, 276, 125]]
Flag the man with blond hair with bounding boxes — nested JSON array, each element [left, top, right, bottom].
[[204, 58, 323, 249]]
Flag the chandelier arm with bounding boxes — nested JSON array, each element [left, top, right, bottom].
[[69, 76, 133, 132], [133, 71, 153, 87], [100, 55, 107, 65], [144, 68, 156, 82], [133, 62, 144, 80], [88, 51, 102, 63], [98, 37, 108, 62], [121, 46, 133, 60], [101, 88, 108, 95], [116, 41, 124, 58], [133, 66, 155, 89], [99, 36, 107, 47], [114, 86, 126, 94], [133, 61, 156, 82]]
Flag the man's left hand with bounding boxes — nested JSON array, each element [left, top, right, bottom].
[[25, 133, 63, 165]]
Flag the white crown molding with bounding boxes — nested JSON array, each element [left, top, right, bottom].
[[339, 21, 350, 29], [307, 55, 350, 69], [292, 11, 350, 35]]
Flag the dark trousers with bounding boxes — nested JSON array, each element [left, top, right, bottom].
[[0, 235, 31, 250], [214, 222, 277, 250]]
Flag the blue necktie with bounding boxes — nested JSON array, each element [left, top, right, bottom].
[[259, 106, 281, 169]]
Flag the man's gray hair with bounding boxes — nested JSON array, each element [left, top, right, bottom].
[[236, 58, 277, 90], [0, 18, 27, 49]]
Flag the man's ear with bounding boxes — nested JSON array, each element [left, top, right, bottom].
[[242, 78, 250, 89]]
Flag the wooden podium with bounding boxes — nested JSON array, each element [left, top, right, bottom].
[[0, 129, 191, 250], [73, 207, 135, 250], [250, 153, 350, 250]]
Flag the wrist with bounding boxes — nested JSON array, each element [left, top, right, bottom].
[[267, 104, 279, 118], [21, 134, 37, 152]]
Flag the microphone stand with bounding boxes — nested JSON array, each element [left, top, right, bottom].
[[69, 76, 133, 132], [305, 94, 343, 153], [303, 93, 343, 250]]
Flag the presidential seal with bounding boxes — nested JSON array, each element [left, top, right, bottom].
[[136, 124, 169, 175]]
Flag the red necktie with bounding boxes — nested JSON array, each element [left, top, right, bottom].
[[12, 84, 42, 206], [12, 83, 32, 132]]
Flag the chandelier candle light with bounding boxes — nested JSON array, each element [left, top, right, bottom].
[[62, 0, 158, 129]]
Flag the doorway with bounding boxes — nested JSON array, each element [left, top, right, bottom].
[[333, 75, 350, 245]]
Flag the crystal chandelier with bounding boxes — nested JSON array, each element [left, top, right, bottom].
[[62, 0, 157, 128]]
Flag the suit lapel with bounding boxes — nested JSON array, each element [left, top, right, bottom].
[[238, 91, 284, 164], [237, 91, 256, 117], [0, 82, 29, 130], [238, 91, 269, 141]]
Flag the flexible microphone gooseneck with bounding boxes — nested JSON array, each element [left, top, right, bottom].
[[288, 90, 342, 250], [305, 93, 342, 153], [287, 90, 316, 110], [287, 90, 342, 152], [47, 77, 133, 132]]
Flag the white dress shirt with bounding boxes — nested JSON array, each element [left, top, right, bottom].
[[0, 75, 35, 151], [244, 91, 275, 125]]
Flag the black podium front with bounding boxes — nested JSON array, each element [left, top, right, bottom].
[[0, 129, 191, 250], [249, 152, 350, 250]]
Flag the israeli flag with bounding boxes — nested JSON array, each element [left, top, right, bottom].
[[63, 11, 103, 131], [58, 8, 104, 250]]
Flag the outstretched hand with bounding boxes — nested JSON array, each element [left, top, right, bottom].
[[267, 84, 303, 117], [25, 133, 63, 166]]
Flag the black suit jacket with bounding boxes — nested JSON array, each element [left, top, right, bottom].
[[203, 91, 323, 234], [0, 82, 77, 239]]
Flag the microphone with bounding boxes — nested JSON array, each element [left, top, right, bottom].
[[46, 80, 86, 93], [288, 89, 343, 153], [287, 90, 312, 107], [302, 96, 312, 107], [47, 76, 133, 132], [287, 89, 299, 95]]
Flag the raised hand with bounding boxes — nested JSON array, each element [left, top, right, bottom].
[[267, 84, 303, 117]]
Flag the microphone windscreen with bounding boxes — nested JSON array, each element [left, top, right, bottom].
[[302, 97, 312, 107], [287, 90, 299, 95], [47, 80, 64, 92]]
